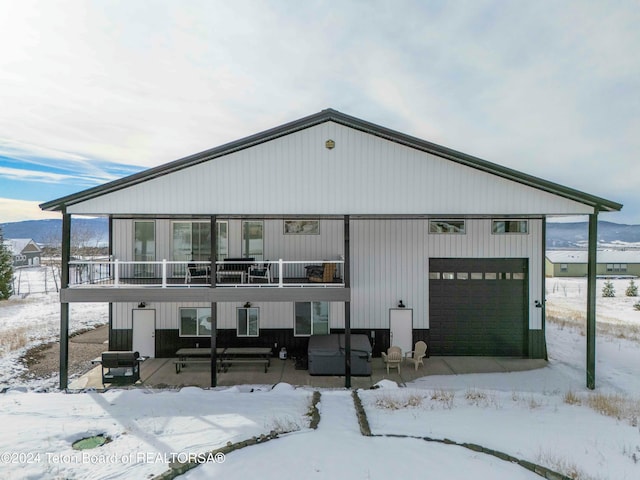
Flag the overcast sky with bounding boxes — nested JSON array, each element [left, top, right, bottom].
[[1, 0, 638, 224]]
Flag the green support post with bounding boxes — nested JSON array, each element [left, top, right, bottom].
[[586, 212, 598, 389], [210, 215, 217, 388], [344, 216, 351, 388], [60, 212, 71, 390]]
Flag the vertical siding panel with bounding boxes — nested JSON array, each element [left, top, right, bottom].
[[351, 219, 429, 331]]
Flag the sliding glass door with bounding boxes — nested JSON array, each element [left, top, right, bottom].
[[172, 221, 228, 275]]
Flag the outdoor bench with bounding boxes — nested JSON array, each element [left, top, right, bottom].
[[218, 357, 270, 373], [174, 358, 221, 374]]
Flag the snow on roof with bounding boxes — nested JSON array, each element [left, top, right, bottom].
[[3, 238, 41, 255], [546, 250, 640, 264]]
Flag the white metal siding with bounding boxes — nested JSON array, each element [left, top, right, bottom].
[[350, 218, 543, 331], [113, 301, 344, 330], [112, 219, 343, 266], [69, 123, 593, 216]]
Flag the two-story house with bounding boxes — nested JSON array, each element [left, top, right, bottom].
[[40, 109, 622, 389]]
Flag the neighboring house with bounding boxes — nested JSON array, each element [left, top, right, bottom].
[[4, 238, 42, 267], [40, 109, 622, 388], [546, 250, 640, 277]]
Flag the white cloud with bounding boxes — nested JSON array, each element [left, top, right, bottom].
[[0, 166, 73, 184], [0, 198, 60, 223]]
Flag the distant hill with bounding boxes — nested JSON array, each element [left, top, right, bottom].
[[546, 221, 640, 248], [1, 218, 639, 249], [0, 218, 109, 245]]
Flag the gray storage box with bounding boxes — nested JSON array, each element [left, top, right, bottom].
[[308, 334, 372, 376]]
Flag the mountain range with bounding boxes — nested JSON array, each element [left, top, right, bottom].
[[1, 218, 639, 249]]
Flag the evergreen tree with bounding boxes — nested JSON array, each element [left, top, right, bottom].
[[0, 227, 13, 300], [602, 279, 615, 298], [626, 279, 638, 297]]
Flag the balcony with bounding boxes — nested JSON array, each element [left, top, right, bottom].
[[62, 259, 349, 303]]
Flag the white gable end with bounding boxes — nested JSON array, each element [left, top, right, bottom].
[[68, 122, 593, 216]]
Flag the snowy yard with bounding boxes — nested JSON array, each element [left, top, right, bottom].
[[0, 271, 639, 479]]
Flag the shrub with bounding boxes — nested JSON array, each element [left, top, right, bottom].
[[563, 390, 581, 406], [626, 279, 638, 297], [602, 280, 615, 297], [634, 302, 640, 311]]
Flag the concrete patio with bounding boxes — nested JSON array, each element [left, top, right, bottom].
[[69, 356, 548, 390]]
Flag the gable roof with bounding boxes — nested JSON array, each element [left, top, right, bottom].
[[4, 238, 41, 255], [40, 108, 622, 213], [546, 250, 640, 264]]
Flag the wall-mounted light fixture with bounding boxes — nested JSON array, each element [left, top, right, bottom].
[[138, 302, 146, 308], [397, 300, 405, 308], [244, 302, 252, 308], [325, 139, 335, 150]]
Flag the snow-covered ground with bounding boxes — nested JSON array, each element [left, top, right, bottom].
[[0, 267, 108, 387], [1, 271, 639, 479]]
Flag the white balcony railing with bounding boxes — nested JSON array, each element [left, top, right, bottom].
[[67, 259, 345, 288]]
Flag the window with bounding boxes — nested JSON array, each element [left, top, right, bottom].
[[237, 307, 259, 337], [180, 308, 211, 337], [242, 220, 263, 260], [560, 263, 568, 272], [492, 220, 528, 234], [294, 302, 329, 336], [429, 220, 466, 234], [134, 221, 155, 277], [607, 263, 628, 273], [134, 221, 155, 261]]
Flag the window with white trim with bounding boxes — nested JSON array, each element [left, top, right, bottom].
[[179, 307, 211, 337], [492, 220, 528, 234], [294, 302, 329, 336], [242, 220, 263, 261], [172, 221, 228, 262], [429, 220, 466, 234], [237, 307, 259, 337]]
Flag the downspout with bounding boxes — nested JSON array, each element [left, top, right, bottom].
[[586, 211, 598, 389], [60, 210, 71, 390]]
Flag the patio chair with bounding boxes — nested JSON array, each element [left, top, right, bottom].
[[381, 346, 402, 374], [248, 261, 271, 283], [305, 262, 336, 283], [404, 341, 427, 371], [185, 262, 209, 284]]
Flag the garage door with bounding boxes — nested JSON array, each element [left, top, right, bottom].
[[429, 258, 528, 356]]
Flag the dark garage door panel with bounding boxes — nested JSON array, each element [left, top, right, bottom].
[[429, 258, 528, 356]]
